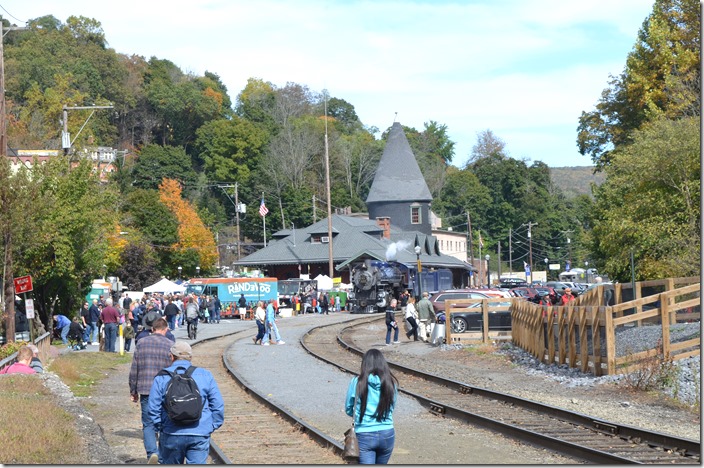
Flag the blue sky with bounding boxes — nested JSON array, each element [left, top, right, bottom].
[[3, 0, 655, 167]]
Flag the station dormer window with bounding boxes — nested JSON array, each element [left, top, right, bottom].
[[410, 205, 421, 224]]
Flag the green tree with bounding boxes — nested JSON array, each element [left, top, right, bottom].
[[194, 117, 267, 181], [577, 0, 700, 168], [131, 144, 197, 190], [590, 116, 700, 280]]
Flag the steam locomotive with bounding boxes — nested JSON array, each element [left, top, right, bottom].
[[348, 260, 453, 313], [349, 260, 407, 314]]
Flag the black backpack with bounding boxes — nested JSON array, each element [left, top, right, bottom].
[[157, 366, 203, 425]]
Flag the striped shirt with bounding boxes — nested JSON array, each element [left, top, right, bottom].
[[128, 333, 173, 395]]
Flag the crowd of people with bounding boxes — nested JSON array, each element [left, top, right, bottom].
[[51, 291, 225, 353]]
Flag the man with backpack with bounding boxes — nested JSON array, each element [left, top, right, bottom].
[[148, 341, 225, 464], [129, 317, 173, 464]]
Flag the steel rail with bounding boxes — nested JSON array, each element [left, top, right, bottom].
[[300, 315, 699, 464], [189, 328, 345, 463]]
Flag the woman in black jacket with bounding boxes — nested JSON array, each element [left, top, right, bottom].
[[384, 298, 399, 345]]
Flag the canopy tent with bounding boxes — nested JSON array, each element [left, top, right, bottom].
[[142, 278, 186, 294], [314, 274, 334, 291]]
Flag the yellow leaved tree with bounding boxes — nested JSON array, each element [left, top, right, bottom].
[[159, 178, 218, 271]]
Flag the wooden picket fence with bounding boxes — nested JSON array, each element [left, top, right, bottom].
[[511, 277, 701, 376], [444, 297, 518, 345]]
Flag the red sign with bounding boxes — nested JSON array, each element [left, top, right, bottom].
[[14, 275, 33, 294]]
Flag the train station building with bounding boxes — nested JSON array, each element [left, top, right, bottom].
[[234, 122, 475, 287]]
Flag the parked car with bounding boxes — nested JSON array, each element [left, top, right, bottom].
[[429, 290, 491, 315], [445, 300, 513, 333], [498, 278, 529, 289], [509, 287, 539, 300], [544, 281, 580, 296]]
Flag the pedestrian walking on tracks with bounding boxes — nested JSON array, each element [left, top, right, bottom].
[[415, 292, 436, 342], [148, 341, 225, 464], [404, 296, 419, 341], [253, 301, 266, 344], [129, 317, 173, 464], [345, 348, 399, 464], [262, 298, 285, 345], [384, 298, 400, 345]]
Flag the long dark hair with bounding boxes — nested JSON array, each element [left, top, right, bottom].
[[355, 349, 398, 423]]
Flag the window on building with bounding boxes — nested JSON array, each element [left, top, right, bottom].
[[410, 205, 421, 224], [311, 236, 321, 244]]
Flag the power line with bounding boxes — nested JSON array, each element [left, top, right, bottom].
[[0, 4, 27, 24]]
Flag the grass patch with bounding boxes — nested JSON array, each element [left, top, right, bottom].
[[50, 351, 132, 397], [0, 375, 82, 464]]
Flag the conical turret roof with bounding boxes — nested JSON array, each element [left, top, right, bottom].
[[366, 122, 433, 204]]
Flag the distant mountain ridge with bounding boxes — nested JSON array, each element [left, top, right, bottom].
[[550, 166, 606, 198]]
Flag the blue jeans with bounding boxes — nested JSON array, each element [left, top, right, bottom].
[[60, 325, 70, 344], [166, 314, 176, 331], [213, 309, 221, 322], [255, 320, 266, 341], [89, 321, 98, 343], [385, 323, 399, 344], [159, 432, 210, 464], [104, 322, 117, 352], [262, 321, 281, 343], [140, 394, 158, 459], [357, 428, 395, 464]]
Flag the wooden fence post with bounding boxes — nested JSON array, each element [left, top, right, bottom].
[[660, 292, 671, 360], [592, 307, 603, 376], [604, 305, 616, 375]]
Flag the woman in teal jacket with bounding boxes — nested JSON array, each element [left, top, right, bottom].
[[345, 349, 399, 464]]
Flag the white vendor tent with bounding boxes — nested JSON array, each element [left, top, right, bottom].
[[143, 278, 186, 294], [314, 274, 334, 291]]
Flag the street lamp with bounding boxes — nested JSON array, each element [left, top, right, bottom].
[[414, 245, 422, 297], [584, 261, 589, 283], [196, 266, 200, 277], [177, 266, 182, 279], [544, 258, 549, 281], [485, 254, 490, 287]]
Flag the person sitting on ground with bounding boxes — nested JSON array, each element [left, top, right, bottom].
[[68, 316, 86, 350], [26, 344, 43, 373], [0, 346, 37, 375]]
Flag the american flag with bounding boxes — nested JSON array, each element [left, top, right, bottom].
[[259, 198, 269, 217]]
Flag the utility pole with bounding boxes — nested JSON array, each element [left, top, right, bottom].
[[508, 228, 513, 275], [1, 21, 28, 343], [312, 194, 316, 222], [497, 241, 501, 280], [323, 95, 334, 278], [234, 182, 241, 263], [561, 230, 574, 269], [62, 105, 114, 155], [523, 222, 538, 282], [466, 211, 474, 287]]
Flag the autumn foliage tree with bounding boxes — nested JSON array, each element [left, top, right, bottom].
[[159, 178, 218, 273]]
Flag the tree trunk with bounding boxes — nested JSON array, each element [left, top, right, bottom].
[[3, 231, 15, 342]]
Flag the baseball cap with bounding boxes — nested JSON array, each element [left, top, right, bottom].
[[170, 341, 192, 359]]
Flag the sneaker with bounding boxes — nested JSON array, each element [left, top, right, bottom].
[[148, 453, 159, 464], [385, 343, 391, 346], [277, 341, 285, 345], [393, 341, 400, 344], [92, 342, 99, 346], [262, 342, 270, 346], [252, 337, 257, 344]]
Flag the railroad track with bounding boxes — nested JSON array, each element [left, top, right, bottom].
[[189, 331, 344, 464], [301, 316, 701, 464]]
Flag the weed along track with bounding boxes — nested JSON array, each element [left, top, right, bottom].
[[190, 332, 343, 465], [302, 318, 701, 464]]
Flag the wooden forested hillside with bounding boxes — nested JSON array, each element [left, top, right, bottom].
[[549, 167, 606, 198]]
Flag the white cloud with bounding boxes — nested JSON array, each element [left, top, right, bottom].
[[4, 0, 655, 167]]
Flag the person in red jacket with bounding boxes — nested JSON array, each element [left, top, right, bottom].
[[560, 288, 576, 305]]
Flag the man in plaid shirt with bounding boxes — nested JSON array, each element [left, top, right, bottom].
[[129, 317, 173, 464]]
